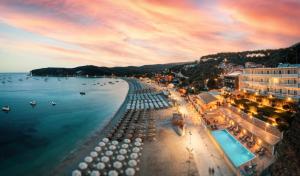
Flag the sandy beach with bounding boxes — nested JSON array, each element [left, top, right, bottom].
[[140, 108, 200, 176], [50, 78, 134, 176]]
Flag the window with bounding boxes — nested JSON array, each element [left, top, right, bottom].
[[280, 89, 282, 93], [279, 70, 282, 74], [288, 90, 290, 94], [288, 70, 290, 74], [294, 80, 297, 84], [267, 71, 269, 74], [295, 91, 297, 95]]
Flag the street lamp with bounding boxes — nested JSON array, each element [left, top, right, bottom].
[[189, 131, 192, 146]]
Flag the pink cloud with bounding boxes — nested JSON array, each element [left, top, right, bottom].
[[0, 0, 299, 71]]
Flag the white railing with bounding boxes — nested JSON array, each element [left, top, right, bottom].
[[242, 73, 299, 78]]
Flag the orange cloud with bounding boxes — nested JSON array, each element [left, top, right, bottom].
[[0, 0, 299, 71]]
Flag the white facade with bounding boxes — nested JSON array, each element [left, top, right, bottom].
[[240, 66, 300, 100]]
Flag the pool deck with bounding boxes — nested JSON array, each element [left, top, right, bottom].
[[211, 129, 256, 167], [220, 107, 281, 146]]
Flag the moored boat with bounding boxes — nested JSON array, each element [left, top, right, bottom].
[[30, 100, 37, 106], [51, 101, 56, 106], [2, 106, 10, 112]]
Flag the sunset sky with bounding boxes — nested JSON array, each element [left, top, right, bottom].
[[0, 0, 300, 72]]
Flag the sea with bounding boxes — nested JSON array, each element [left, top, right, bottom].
[[0, 73, 129, 176]]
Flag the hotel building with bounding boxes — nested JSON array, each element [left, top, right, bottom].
[[239, 64, 300, 100]]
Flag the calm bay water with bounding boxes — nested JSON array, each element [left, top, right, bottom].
[[0, 73, 128, 176]]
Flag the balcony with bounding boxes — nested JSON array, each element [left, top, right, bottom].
[[241, 88, 300, 100], [242, 73, 299, 78], [242, 81, 300, 89]]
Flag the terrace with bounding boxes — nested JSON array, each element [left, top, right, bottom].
[[202, 108, 278, 175], [226, 92, 297, 131]]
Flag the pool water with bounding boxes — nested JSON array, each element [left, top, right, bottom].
[[211, 129, 255, 167]]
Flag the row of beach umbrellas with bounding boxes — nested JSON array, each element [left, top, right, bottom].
[[72, 137, 144, 176]]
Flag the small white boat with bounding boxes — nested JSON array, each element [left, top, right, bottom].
[[30, 101, 37, 106], [2, 106, 10, 112], [51, 101, 56, 106], [80, 92, 86, 95]]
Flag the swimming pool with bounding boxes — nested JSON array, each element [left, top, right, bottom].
[[211, 129, 255, 167]]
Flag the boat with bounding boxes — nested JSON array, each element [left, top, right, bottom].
[[30, 100, 37, 106], [80, 92, 86, 95], [51, 101, 56, 106], [2, 106, 10, 112], [172, 113, 186, 136]]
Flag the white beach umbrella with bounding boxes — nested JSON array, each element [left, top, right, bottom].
[[125, 168, 135, 176], [132, 147, 140, 153], [121, 144, 129, 149], [119, 149, 127, 155], [95, 146, 102, 152], [113, 161, 123, 169], [72, 169, 82, 176], [99, 142, 106, 147], [90, 151, 98, 158], [96, 162, 105, 170], [84, 156, 93, 163], [135, 138, 142, 143], [101, 156, 110, 163], [130, 153, 138, 160], [90, 170, 100, 176], [78, 162, 88, 170], [109, 145, 117, 150], [108, 170, 119, 176], [103, 138, 110, 143], [124, 139, 131, 144], [112, 140, 119, 145], [105, 150, 113, 156], [116, 155, 125, 161], [134, 142, 142, 147], [128, 160, 137, 167]]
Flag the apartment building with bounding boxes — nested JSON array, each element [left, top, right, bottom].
[[224, 71, 242, 90], [240, 64, 300, 100]]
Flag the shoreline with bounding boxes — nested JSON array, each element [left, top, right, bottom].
[[50, 78, 133, 176]]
